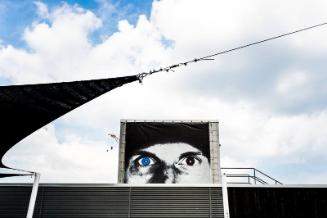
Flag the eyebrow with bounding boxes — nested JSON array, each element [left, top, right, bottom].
[[134, 150, 160, 162], [179, 151, 202, 160]]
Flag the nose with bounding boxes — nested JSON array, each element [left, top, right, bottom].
[[164, 165, 179, 184]]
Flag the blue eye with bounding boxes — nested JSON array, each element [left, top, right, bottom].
[[138, 156, 153, 167]]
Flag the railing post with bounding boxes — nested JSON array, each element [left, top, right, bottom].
[[222, 173, 230, 218], [253, 169, 256, 184], [26, 172, 40, 218]]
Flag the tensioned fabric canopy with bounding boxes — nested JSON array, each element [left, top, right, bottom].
[[0, 75, 138, 170], [0, 173, 32, 178]]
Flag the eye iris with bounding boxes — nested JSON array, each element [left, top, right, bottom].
[[141, 157, 151, 166], [186, 157, 195, 166]]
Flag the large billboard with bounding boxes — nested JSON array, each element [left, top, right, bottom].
[[118, 121, 220, 184]]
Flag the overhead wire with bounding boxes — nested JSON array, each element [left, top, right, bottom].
[[137, 22, 327, 82]]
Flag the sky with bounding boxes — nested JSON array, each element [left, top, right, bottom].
[[1, 0, 327, 184]]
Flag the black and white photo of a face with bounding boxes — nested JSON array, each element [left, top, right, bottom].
[[126, 142, 210, 184]]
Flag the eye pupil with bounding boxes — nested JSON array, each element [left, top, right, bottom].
[[141, 157, 151, 166], [186, 157, 195, 166]]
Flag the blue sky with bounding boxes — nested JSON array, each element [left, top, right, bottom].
[[1, 0, 327, 184], [0, 0, 152, 47], [0, 0, 152, 86]]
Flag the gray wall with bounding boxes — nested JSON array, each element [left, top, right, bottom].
[[0, 185, 224, 218], [2, 184, 327, 218]]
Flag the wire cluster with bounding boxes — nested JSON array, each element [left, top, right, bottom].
[[137, 22, 327, 83]]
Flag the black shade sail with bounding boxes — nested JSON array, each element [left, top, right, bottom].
[[0, 75, 138, 168], [0, 173, 32, 179]]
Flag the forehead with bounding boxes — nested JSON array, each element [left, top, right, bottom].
[[141, 143, 200, 163]]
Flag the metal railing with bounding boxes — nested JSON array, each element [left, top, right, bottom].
[[221, 168, 283, 185]]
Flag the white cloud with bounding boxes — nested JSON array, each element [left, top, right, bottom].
[[3, 124, 118, 183], [277, 71, 308, 95], [34, 1, 49, 19], [1, 0, 327, 183]]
